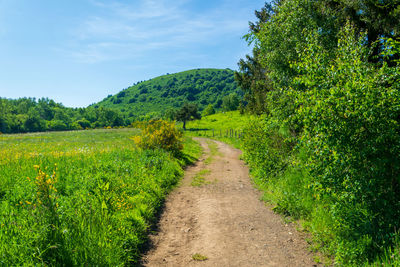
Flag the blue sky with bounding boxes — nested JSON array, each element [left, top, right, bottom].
[[0, 0, 266, 107]]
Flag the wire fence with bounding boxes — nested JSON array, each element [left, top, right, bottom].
[[188, 128, 244, 139]]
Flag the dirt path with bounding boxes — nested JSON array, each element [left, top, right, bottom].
[[142, 138, 319, 267]]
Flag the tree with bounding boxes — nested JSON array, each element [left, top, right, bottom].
[[175, 103, 201, 130], [164, 108, 177, 121], [202, 104, 215, 116], [323, 0, 400, 64], [222, 93, 240, 111], [235, 50, 271, 114]]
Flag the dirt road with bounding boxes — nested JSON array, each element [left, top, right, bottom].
[[142, 138, 319, 267]]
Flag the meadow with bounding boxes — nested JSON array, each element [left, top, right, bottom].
[[183, 111, 252, 148], [0, 128, 201, 265]]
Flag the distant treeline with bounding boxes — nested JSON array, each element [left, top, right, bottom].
[[0, 97, 127, 134]]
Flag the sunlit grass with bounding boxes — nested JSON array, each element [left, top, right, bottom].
[[183, 111, 252, 147], [191, 169, 212, 187], [204, 140, 222, 165], [0, 128, 200, 265]]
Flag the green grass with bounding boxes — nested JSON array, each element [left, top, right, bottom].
[[183, 111, 252, 148], [204, 140, 222, 165], [191, 169, 212, 187], [192, 253, 208, 261], [0, 128, 200, 265]]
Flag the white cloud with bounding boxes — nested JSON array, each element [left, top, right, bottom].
[[65, 0, 253, 64]]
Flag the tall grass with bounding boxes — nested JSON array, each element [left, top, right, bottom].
[[0, 128, 200, 265]]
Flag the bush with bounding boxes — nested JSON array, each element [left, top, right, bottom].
[[292, 25, 400, 263], [241, 24, 400, 264], [47, 120, 68, 131], [132, 120, 183, 154], [202, 104, 215, 116], [76, 119, 91, 129]]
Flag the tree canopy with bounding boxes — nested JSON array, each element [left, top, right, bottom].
[[96, 68, 243, 121], [237, 0, 400, 264], [175, 103, 201, 130], [0, 97, 125, 134]]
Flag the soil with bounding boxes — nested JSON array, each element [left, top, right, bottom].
[[141, 138, 321, 267]]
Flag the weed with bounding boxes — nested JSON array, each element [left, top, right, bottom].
[[204, 140, 222, 165], [191, 169, 211, 187], [192, 253, 208, 261]]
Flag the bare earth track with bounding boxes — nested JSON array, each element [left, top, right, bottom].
[[142, 138, 320, 267]]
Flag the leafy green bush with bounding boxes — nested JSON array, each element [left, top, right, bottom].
[[132, 119, 183, 154], [202, 104, 215, 116], [241, 117, 292, 181], [292, 25, 400, 263], [241, 24, 400, 265]]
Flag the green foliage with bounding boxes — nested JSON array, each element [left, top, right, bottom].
[[132, 119, 183, 154], [175, 103, 201, 130], [235, 51, 271, 115], [292, 25, 400, 264], [95, 68, 243, 120], [0, 97, 126, 134], [221, 93, 239, 111], [238, 0, 400, 264], [241, 21, 400, 265], [322, 0, 400, 63], [241, 117, 293, 182], [0, 128, 200, 265], [202, 104, 215, 116]]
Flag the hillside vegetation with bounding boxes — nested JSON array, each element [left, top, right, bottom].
[[95, 68, 242, 120]]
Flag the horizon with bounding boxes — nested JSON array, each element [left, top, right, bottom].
[[0, 0, 266, 108]]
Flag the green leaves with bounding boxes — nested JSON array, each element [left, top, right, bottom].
[[290, 24, 400, 263]]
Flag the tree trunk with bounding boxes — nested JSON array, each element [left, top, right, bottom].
[[183, 120, 186, 130]]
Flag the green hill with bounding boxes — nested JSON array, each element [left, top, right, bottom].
[[94, 68, 242, 119]]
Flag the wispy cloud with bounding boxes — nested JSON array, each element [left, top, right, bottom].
[[64, 0, 252, 64]]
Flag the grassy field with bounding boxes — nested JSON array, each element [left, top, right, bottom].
[[0, 128, 201, 265], [183, 111, 253, 148]]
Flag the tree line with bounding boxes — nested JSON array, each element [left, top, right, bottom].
[[236, 0, 400, 265], [0, 97, 126, 134]]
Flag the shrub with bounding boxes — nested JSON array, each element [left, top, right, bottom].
[[292, 25, 400, 263], [202, 104, 215, 116], [241, 24, 400, 264], [132, 120, 183, 154]]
